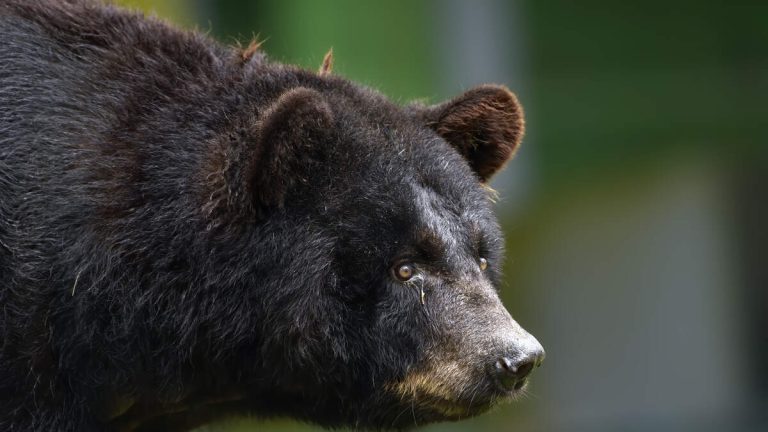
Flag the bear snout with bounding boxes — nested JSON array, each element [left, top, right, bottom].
[[490, 342, 546, 393], [482, 305, 546, 395]]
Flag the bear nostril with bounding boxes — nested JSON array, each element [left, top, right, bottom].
[[493, 355, 539, 392], [515, 359, 535, 380], [496, 357, 516, 374], [495, 356, 535, 379]]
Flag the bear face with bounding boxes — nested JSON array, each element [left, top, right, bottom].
[[0, 1, 543, 430], [188, 84, 544, 429]]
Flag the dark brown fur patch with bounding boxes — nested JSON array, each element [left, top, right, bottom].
[[422, 85, 525, 182]]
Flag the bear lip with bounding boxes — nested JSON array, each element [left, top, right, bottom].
[[407, 396, 497, 423], [413, 384, 513, 421]]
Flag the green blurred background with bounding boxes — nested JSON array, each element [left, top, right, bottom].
[[116, 1, 768, 431]]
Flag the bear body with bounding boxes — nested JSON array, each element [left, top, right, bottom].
[[0, 1, 544, 431]]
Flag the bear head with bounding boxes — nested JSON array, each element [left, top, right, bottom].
[[193, 76, 544, 430]]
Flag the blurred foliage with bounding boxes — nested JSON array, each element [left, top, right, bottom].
[[523, 0, 768, 190], [115, 0, 196, 27], [219, 0, 436, 102]]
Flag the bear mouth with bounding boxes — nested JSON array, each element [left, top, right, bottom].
[[384, 382, 523, 427], [423, 395, 497, 419], [433, 381, 528, 418], [381, 361, 533, 427], [380, 393, 501, 429]]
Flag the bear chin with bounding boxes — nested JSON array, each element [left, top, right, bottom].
[[358, 385, 522, 430]]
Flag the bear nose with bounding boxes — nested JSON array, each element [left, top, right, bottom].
[[493, 349, 545, 392]]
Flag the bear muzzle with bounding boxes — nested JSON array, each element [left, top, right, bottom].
[[483, 298, 546, 396], [386, 313, 544, 421], [489, 332, 545, 394]]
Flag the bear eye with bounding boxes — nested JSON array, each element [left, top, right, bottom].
[[393, 263, 415, 281], [479, 257, 488, 271]]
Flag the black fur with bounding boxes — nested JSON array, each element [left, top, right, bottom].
[[0, 1, 541, 431]]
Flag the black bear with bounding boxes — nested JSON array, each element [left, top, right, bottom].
[[0, 1, 545, 431]]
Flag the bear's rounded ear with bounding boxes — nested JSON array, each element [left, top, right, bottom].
[[245, 87, 334, 209], [202, 87, 332, 224], [418, 84, 524, 183]]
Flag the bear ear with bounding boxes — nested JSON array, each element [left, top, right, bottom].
[[245, 87, 334, 210], [203, 87, 332, 224], [418, 84, 525, 183]]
